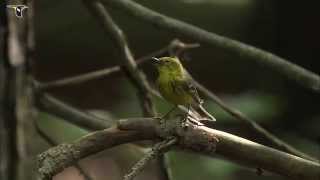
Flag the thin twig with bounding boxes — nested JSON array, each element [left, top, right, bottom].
[[39, 66, 120, 90], [102, 0, 320, 93], [38, 39, 199, 91], [34, 121, 93, 180], [124, 138, 177, 180]]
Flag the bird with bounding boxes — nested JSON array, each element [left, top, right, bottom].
[[6, 5, 28, 18], [152, 56, 216, 123]]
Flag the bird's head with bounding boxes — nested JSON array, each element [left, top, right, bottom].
[[152, 57, 184, 76]]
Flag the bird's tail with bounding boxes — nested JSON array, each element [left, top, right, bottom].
[[191, 104, 216, 121]]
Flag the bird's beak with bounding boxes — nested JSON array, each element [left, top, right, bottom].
[[151, 57, 160, 65]]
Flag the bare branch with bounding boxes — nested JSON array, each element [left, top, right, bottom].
[[101, 0, 320, 92], [37, 126, 153, 180], [35, 46, 317, 163], [38, 118, 320, 180], [35, 121, 93, 180], [37, 39, 199, 90], [36, 71, 318, 163], [191, 80, 319, 162], [83, 0, 156, 116], [36, 92, 110, 131], [39, 66, 121, 90]]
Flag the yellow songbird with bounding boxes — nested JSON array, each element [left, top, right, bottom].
[[153, 56, 216, 122]]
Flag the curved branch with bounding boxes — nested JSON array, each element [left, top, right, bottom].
[[35, 121, 93, 180], [38, 118, 320, 180], [101, 0, 320, 92], [37, 126, 153, 180]]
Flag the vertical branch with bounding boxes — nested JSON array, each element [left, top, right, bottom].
[[5, 0, 39, 179], [82, 0, 156, 117], [0, 2, 17, 180]]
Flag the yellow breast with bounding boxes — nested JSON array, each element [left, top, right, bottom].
[[157, 76, 193, 106]]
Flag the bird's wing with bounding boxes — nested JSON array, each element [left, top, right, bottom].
[[173, 77, 203, 105]]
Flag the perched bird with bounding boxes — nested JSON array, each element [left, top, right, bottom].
[[153, 56, 216, 122]]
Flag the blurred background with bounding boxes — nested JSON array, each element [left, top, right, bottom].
[[29, 0, 320, 179]]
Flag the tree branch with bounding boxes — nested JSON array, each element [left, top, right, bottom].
[[83, 0, 156, 116], [34, 55, 317, 163], [37, 39, 198, 91], [191, 79, 319, 162], [35, 121, 93, 180], [82, 0, 319, 161], [0, 3, 14, 180], [38, 66, 121, 90], [37, 126, 152, 180], [38, 118, 320, 180], [36, 92, 110, 131], [101, 0, 320, 92]]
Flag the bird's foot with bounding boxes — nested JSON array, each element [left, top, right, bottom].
[[176, 113, 204, 129], [188, 116, 204, 126]]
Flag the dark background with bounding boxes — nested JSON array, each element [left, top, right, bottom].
[[30, 0, 320, 179]]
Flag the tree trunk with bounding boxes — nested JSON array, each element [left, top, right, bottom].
[[1, 1, 38, 179], [0, 3, 17, 180]]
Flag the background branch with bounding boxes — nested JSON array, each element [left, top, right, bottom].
[[83, 0, 156, 116], [38, 39, 199, 91], [191, 80, 319, 162], [38, 66, 121, 90], [0, 3, 13, 180], [101, 0, 320, 92], [36, 92, 111, 131]]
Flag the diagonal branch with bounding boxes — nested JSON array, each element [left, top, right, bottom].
[[38, 118, 320, 180], [191, 79, 319, 162], [38, 39, 198, 91], [38, 66, 121, 90], [83, 0, 156, 116], [101, 0, 320, 93], [36, 92, 110, 131]]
